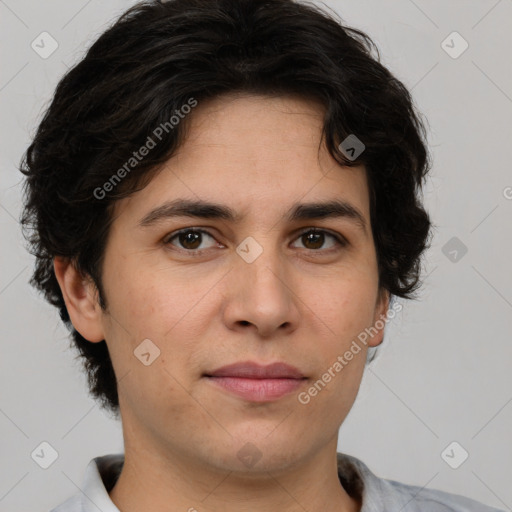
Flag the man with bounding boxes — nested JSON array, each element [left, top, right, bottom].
[[19, 0, 504, 510]]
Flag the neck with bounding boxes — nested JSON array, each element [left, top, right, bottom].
[[109, 435, 360, 512]]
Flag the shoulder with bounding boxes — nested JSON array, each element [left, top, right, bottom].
[[337, 453, 505, 512], [48, 493, 82, 512], [378, 477, 505, 511], [48, 453, 123, 512]]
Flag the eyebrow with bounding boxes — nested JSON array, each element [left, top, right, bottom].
[[138, 198, 367, 234]]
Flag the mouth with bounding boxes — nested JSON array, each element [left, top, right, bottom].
[[203, 361, 307, 402], [203, 375, 307, 402]]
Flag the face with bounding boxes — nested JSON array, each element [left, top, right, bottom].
[[58, 93, 389, 474]]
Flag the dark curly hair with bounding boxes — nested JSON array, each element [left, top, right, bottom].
[[19, 0, 433, 416]]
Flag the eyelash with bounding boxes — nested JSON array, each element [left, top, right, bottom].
[[163, 227, 348, 256]]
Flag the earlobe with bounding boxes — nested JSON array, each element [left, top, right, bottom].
[[53, 256, 105, 343]]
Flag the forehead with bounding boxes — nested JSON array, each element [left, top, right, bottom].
[[110, 93, 370, 228], [182, 92, 336, 170]]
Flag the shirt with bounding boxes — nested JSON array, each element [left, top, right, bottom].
[[50, 452, 505, 511]]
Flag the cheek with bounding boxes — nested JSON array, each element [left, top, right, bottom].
[[116, 356, 203, 437], [296, 344, 367, 436], [101, 262, 212, 383], [302, 272, 378, 340], [104, 259, 197, 335], [296, 275, 376, 409]]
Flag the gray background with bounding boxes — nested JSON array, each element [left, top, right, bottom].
[[1, 0, 511, 511]]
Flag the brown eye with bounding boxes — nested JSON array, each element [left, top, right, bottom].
[[165, 229, 217, 252], [301, 231, 325, 249], [291, 228, 347, 251]]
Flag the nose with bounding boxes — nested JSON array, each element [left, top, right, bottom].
[[221, 242, 301, 338]]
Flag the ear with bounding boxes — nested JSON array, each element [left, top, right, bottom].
[[53, 256, 105, 343], [367, 287, 390, 348]]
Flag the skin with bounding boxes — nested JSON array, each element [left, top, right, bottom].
[[54, 93, 389, 512]]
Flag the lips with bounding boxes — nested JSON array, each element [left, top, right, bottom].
[[204, 361, 307, 402], [205, 361, 305, 379]]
